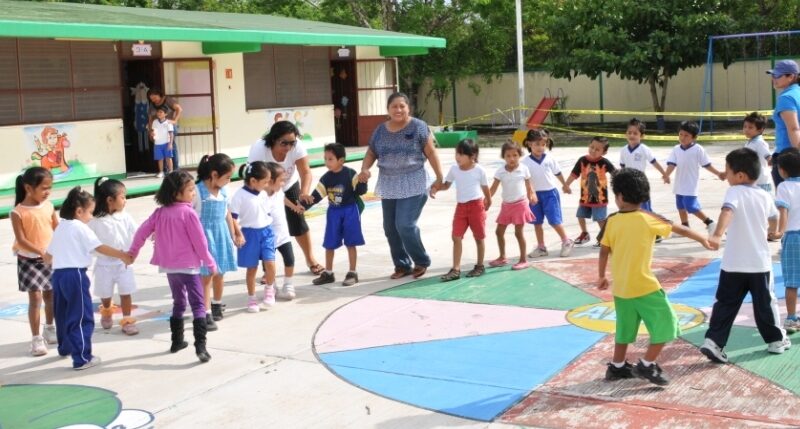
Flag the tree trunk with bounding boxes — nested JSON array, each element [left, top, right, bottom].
[[648, 77, 666, 131]]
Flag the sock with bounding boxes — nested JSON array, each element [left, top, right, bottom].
[[248, 294, 255, 299], [266, 283, 274, 289], [703, 218, 713, 226], [212, 299, 222, 305], [206, 310, 211, 315], [611, 361, 625, 368], [681, 222, 690, 227], [284, 277, 293, 286], [45, 323, 54, 328], [325, 270, 333, 275], [640, 358, 653, 367]]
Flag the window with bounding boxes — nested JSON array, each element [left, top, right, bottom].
[[356, 59, 397, 116], [0, 39, 121, 126], [243, 45, 331, 109]]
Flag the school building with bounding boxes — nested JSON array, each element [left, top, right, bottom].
[[0, 0, 445, 194]]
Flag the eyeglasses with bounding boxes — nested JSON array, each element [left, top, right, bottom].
[[278, 140, 297, 147]]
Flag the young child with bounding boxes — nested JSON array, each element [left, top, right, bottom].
[[563, 136, 617, 247], [129, 171, 216, 363], [771, 148, 800, 332], [230, 161, 276, 311], [265, 162, 297, 298], [152, 105, 174, 178], [194, 154, 243, 330], [663, 121, 725, 233], [488, 142, 536, 270], [47, 187, 132, 370], [599, 168, 711, 386], [520, 130, 574, 258], [619, 118, 670, 213], [701, 148, 787, 363], [742, 112, 773, 193], [11, 167, 58, 356], [431, 139, 491, 281], [302, 143, 367, 286], [90, 177, 139, 336]]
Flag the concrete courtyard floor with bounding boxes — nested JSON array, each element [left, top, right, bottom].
[[1, 142, 796, 428]]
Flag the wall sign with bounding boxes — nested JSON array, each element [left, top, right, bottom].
[[132, 43, 153, 57]]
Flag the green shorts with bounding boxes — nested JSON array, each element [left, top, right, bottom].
[[614, 289, 680, 344]]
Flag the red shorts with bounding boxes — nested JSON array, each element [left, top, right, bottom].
[[452, 198, 487, 239]]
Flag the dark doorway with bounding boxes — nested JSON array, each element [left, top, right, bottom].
[[330, 59, 358, 146], [121, 59, 162, 173]]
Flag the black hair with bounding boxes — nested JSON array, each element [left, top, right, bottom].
[[743, 112, 767, 131], [146, 87, 165, 98], [325, 143, 346, 160], [60, 186, 94, 220], [611, 168, 650, 204], [628, 118, 646, 134], [777, 148, 800, 178], [456, 139, 480, 161], [155, 105, 168, 113], [679, 121, 700, 138], [500, 141, 523, 158], [238, 161, 270, 187], [93, 177, 126, 217], [196, 153, 235, 183], [265, 161, 285, 184], [14, 167, 53, 206], [523, 129, 552, 153], [155, 170, 194, 206], [387, 92, 411, 108], [591, 136, 610, 153], [262, 121, 300, 148], [725, 148, 760, 181]]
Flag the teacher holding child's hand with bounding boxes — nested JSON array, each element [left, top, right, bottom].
[[358, 92, 444, 279]]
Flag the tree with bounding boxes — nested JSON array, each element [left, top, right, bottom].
[[542, 0, 734, 128]]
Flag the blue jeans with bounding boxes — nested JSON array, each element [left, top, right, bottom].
[[382, 194, 430, 270]]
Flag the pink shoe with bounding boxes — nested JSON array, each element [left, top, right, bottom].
[[512, 261, 530, 270], [488, 258, 508, 268]]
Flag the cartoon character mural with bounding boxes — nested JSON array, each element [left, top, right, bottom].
[[31, 126, 71, 173], [267, 108, 313, 142]]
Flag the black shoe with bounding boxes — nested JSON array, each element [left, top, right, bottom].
[[312, 271, 335, 285], [211, 303, 224, 321], [342, 271, 359, 286], [205, 313, 218, 332], [605, 361, 635, 381], [192, 318, 211, 363], [169, 317, 188, 353], [633, 360, 669, 386]]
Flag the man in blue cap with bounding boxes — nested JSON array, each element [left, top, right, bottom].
[[768, 59, 800, 188]]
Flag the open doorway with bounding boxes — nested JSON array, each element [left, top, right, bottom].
[[331, 58, 358, 146], [121, 59, 162, 174]]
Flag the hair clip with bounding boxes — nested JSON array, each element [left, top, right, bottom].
[[98, 176, 109, 185], [246, 163, 252, 174]]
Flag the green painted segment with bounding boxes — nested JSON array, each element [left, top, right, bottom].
[[435, 130, 478, 148], [377, 266, 601, 310], [379, 46, 429, 56], [682, 326, 800, 395], [0, 384, 121, 429], [0, 0, 445, 48], [202, 41, 262, 54]]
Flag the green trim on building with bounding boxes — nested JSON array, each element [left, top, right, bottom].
[[202, 41, 262, 54], [379, 46, 429, 57]]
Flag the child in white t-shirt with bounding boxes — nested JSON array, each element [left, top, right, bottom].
[[771, 148, 800, 332], [430, 139, 491, 281], [619, 118, 669, 213], [151, 106, 174, 178], [742, 112, 773, 193], [265, 162, 297, 300]]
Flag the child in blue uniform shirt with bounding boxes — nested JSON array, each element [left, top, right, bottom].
[[303, 143, 367, 286]]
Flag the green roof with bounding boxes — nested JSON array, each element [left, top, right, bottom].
[[0, 0, 445, 53]]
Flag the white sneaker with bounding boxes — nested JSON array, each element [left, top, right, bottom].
[[246, 297, 260, 313], [277, 283, 296, 300], [74, 356, 101, 371], [43, 325, 57, 344], [785, 317, 800, 333], [706, 221, 717, 235], [767, 337, 792, 354], [528, 247, 548, 258], [560, 239, 575, 257], [30, 335, 47, 356], [156, 172, 164, 178], [699, 338, 728, 363], [261, 285, 276, 309]]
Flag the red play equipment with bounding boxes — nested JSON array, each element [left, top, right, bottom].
[[525, 89, 562, 129]]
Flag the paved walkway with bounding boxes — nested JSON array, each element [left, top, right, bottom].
[[1, 142, 797, 428]]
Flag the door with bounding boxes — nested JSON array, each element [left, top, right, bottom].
[[331, 59, 358, 146], [162, 59, 216, 166], [121, 59, 162, 173]]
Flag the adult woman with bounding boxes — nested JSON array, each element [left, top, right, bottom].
[[147, 88, 183, 171], [247, 121, 323, 274], [358, 92, 444, 279], [769, 59, 800, 188]]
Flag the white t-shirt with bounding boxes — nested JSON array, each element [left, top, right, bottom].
[[444, 164, 489, 203], [247, 139, 308, 191], [619, 143, 656, 172], [494, 164, 530, 203], [269, 190, 291, 247], [230, 187, 273, 229], [521, 153, 562, 191], [152, 119, 174, 146], [776, 179, 800, 231], [88, 212, 137, 266], [744, 136, 773, 187], [192, 184, 233, 213], [48, 219, 103, 269], [666, 143, 712, 196], [720, 185, 777, 272]]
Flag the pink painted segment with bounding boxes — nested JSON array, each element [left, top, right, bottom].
[[701, 299, 789, 329], [314, 295, 569, 354]]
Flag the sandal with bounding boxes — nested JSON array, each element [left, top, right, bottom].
[[390, 268, 412, 279], [309, 263, 325, 275], [440, 268, 461, 282], [412, 266, 428, 278], [512, 261, 530, 270], [466, 264, 485, 277], [488, 258, 508, 268]]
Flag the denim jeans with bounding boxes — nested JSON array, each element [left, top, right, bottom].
[[382, 193, 430, 270]]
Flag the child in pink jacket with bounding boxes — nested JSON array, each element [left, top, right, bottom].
[[129, 171, 217, 363]]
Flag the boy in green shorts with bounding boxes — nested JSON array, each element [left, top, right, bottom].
[[598, 168, 711, 385]]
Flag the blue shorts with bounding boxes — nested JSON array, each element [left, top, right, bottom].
[[323, 204, 365, 250], [675, 194, 701, 214], [530, 189, 563, 225], [782, 231, 800, 288], [238, 226, 275, 268], [154, 144, 173, 161], [576, 205, 607, 221]]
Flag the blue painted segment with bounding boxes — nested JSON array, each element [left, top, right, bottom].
[[668, 259, 785, 308], [319, 325, 605, 421], [0, 303, 28, 318]]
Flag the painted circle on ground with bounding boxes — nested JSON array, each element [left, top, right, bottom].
[[566, 301, 705, 334]]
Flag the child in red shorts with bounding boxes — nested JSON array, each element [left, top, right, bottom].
[[430, 139, 491, 281]]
